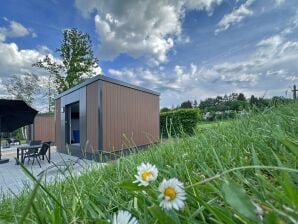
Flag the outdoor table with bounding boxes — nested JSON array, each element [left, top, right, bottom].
[[16, 144, 50, 165]]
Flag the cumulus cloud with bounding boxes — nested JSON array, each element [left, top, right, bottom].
[[0, 19, 35, 41], [0, 42, 47, 77], [0, 38, 102, 111], [108, 33, 298, 106], [75, 0, 223, 65], [215, 0, 255, 34]]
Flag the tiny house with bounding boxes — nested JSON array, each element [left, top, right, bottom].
[[54, 75, 160, 157]]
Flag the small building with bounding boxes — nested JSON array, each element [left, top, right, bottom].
[[54, 75, 160, 157]]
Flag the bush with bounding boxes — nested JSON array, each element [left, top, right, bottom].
[[160, 108, 201, 137]]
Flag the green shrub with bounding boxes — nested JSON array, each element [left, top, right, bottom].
[[160, 108, 201, 137]]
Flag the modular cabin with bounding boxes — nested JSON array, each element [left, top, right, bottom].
[[54, 75, 160, 157]]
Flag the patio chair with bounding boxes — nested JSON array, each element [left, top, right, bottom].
[[25, 140, 42, 157], [24, 142, 50, 168], [29, 140, 42, 146]]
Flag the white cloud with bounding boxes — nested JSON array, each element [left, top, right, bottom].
[[275, 0, 285, 7], [281, 10, 298, 35], [108, 33, 298, 107], [8, 21, 30, 37], [0, 39, 102, 111], [0, 19, 35, 41], [215, 0, 255, 34], [0, 42, 45, 76], [75, 0, 223, 65], [185, 0, 223, 15]]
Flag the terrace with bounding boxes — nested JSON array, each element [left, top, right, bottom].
[[0, 145, 100, 196]]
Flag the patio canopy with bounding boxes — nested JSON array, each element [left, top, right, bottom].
[[0, 99, 38, 164]]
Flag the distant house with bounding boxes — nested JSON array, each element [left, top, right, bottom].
[[54, 75, 160, 157]]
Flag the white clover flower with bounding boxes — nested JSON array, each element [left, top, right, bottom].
[[134, 163, 158, 186], [253, 202, 264, 220], [158, 178, 186, 210], [112, 210, 138, 224]]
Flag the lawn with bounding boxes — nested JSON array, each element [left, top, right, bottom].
[[0, 102, 297, 223], [197, 119, 232, 130]]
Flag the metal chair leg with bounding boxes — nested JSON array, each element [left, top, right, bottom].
[[36, 157, 41, 168]]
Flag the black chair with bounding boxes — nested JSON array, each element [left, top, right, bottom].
[[24, 142, 50, 168], [29, 140, 42, 146], [25, 140, 42, 156]]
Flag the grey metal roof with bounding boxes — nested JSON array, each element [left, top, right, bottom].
[[54, 75, 160, 99]]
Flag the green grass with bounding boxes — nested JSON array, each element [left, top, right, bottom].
[[198, 119, 232, 130], [0, 102, 298, 223]]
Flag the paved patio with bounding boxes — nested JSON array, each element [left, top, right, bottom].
[[0, 146, 103, 196]]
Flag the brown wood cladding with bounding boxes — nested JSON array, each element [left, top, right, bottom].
[[33, 115, 55, 143], [86, 81, 99, 152], [55, 99, 61, 148], [102, 81, 159, 151]]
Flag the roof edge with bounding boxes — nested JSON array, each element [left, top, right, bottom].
[[54, 75, 160, 100]]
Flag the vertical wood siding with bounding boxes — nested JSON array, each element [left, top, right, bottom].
[[55, 99, 61, 148], [102, 81, 159, 151], [33, 115, 55, 143], [86, 81, 99, 152]]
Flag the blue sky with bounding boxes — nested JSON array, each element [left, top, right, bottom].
[[0, 0, 297, 110]]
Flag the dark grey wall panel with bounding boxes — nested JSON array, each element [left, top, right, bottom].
[[59, 87, 87, 152]]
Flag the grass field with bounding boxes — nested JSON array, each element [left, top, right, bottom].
[[0, 102, 297, 223]]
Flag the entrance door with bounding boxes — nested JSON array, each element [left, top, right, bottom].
[[65, 102, 80, 145]]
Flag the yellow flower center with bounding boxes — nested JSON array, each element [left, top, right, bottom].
[[164, 187, 176, 201], [141, 171, 153, 181]]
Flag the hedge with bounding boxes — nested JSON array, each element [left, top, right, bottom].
[[160, 108, 201, 137]]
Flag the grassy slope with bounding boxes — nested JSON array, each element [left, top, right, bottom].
[[0, 103, 298, 223]]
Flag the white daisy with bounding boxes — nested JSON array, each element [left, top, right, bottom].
[[112, 210, 138, 224], [134, 163, 158, 186], [158, 178, 186, 210]]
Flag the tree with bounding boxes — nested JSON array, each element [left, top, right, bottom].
[[4, 73, 40, 105], [193, 100, 198, 108], [160, 107, 170, 112], [180, 100, 193, 108], [33, 28, 99, 93], [4, 73, 40, 140], [249, 95, 257, 105], [237, 93, 246, 101]]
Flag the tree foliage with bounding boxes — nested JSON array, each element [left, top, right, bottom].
[[180, 100, 193, 108], [4, 73, 40, 105], [199, 93, 249, 113], [33, 28, 99, 94]]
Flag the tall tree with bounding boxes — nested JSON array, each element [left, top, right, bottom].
[[4, 73, 40, 140], [193, 100, 198, 108], [180, 100, 193, 108], [237, 93, 246, 101], [4, 73, 40, 105], [33, 28, 99, 93]]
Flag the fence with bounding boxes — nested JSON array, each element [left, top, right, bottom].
[[31, 114, 55, 144]]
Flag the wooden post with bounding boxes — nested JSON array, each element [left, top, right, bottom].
[[292, 85, 297, 99]]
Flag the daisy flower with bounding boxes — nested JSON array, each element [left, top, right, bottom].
[[134, 163, 158, 186], [158, 178, 186, 210], [112, 210, 138, 224]]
